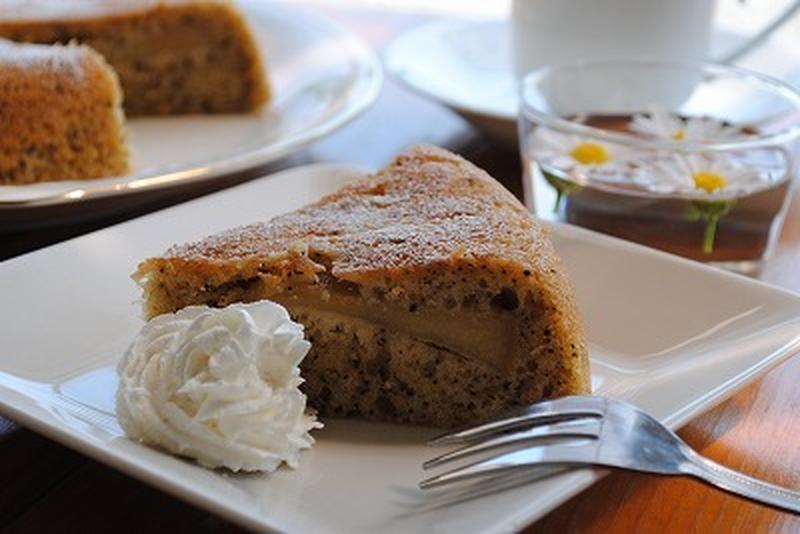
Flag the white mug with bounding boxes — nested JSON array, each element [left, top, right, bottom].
[[512, 0, 800, 78]]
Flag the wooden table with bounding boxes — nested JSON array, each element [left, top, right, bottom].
[[2, 4, 800, 533]]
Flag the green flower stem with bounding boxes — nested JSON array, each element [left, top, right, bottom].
[[554, 189, 565, 212], [686, 199, 736, 255], [542, 170, 582, 213], [703, 214, 720, 254]]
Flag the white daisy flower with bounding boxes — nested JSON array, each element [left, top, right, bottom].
[[630, 107, 687, 140], [529, 127, 629, 177], [529, 127, 635, 211], [644, 152, 763, 198], [630, 106, 743, 143]]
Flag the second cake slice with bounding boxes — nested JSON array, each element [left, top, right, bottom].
[[0, 39, 128, 184]]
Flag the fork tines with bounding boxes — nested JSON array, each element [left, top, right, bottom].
[[423, 417, 601, 470], [428, 395, 605, 446], [420, 396, 607, 489]]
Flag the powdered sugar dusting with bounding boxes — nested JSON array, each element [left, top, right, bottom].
[[156, 145, 564, 282], [0, 39, 89, 79]]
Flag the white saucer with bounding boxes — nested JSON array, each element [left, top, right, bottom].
[[384, 19, 800, 146], [0, 1, 382, 209]]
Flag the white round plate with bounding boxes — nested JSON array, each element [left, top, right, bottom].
[[384, 19, 800, 146], [0, 1, 382, 209]]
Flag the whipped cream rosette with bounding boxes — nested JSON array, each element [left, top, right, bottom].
[[116, 300, 321, 472]]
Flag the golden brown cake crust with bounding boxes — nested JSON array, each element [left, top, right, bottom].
[[0, 39, 128, 184], [162, 145, 566, 280], [0, 1, 269, 116]]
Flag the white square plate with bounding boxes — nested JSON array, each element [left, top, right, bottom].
[[2, 164, 800, 533]]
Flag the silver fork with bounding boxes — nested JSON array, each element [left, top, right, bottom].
[[420, 396, 800, 514]]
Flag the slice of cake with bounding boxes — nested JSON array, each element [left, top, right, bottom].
[[135, 146, 590, 428], [0, 39, 129, 185], [0, 1, 269, 116]]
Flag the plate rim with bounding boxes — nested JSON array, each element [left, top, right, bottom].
[[2, 163, 800, 533], [0, 2, 383, 209]]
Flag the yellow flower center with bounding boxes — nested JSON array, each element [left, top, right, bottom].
[[671, 129, 685, 140], [693, 172, 727, 193], [569, 142, 609, 165]]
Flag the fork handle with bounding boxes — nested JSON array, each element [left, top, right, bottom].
[[681, 450, 800, 514]]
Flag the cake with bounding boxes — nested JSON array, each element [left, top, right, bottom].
[[0, 0, 269, 116], [0, 39, 129, 185], [134, 146, 590, 428]]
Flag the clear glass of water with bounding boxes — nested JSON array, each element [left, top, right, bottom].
[[518, 59, 800, 275]]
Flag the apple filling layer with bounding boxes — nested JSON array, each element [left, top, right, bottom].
[[269, 291, 518, 370]]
